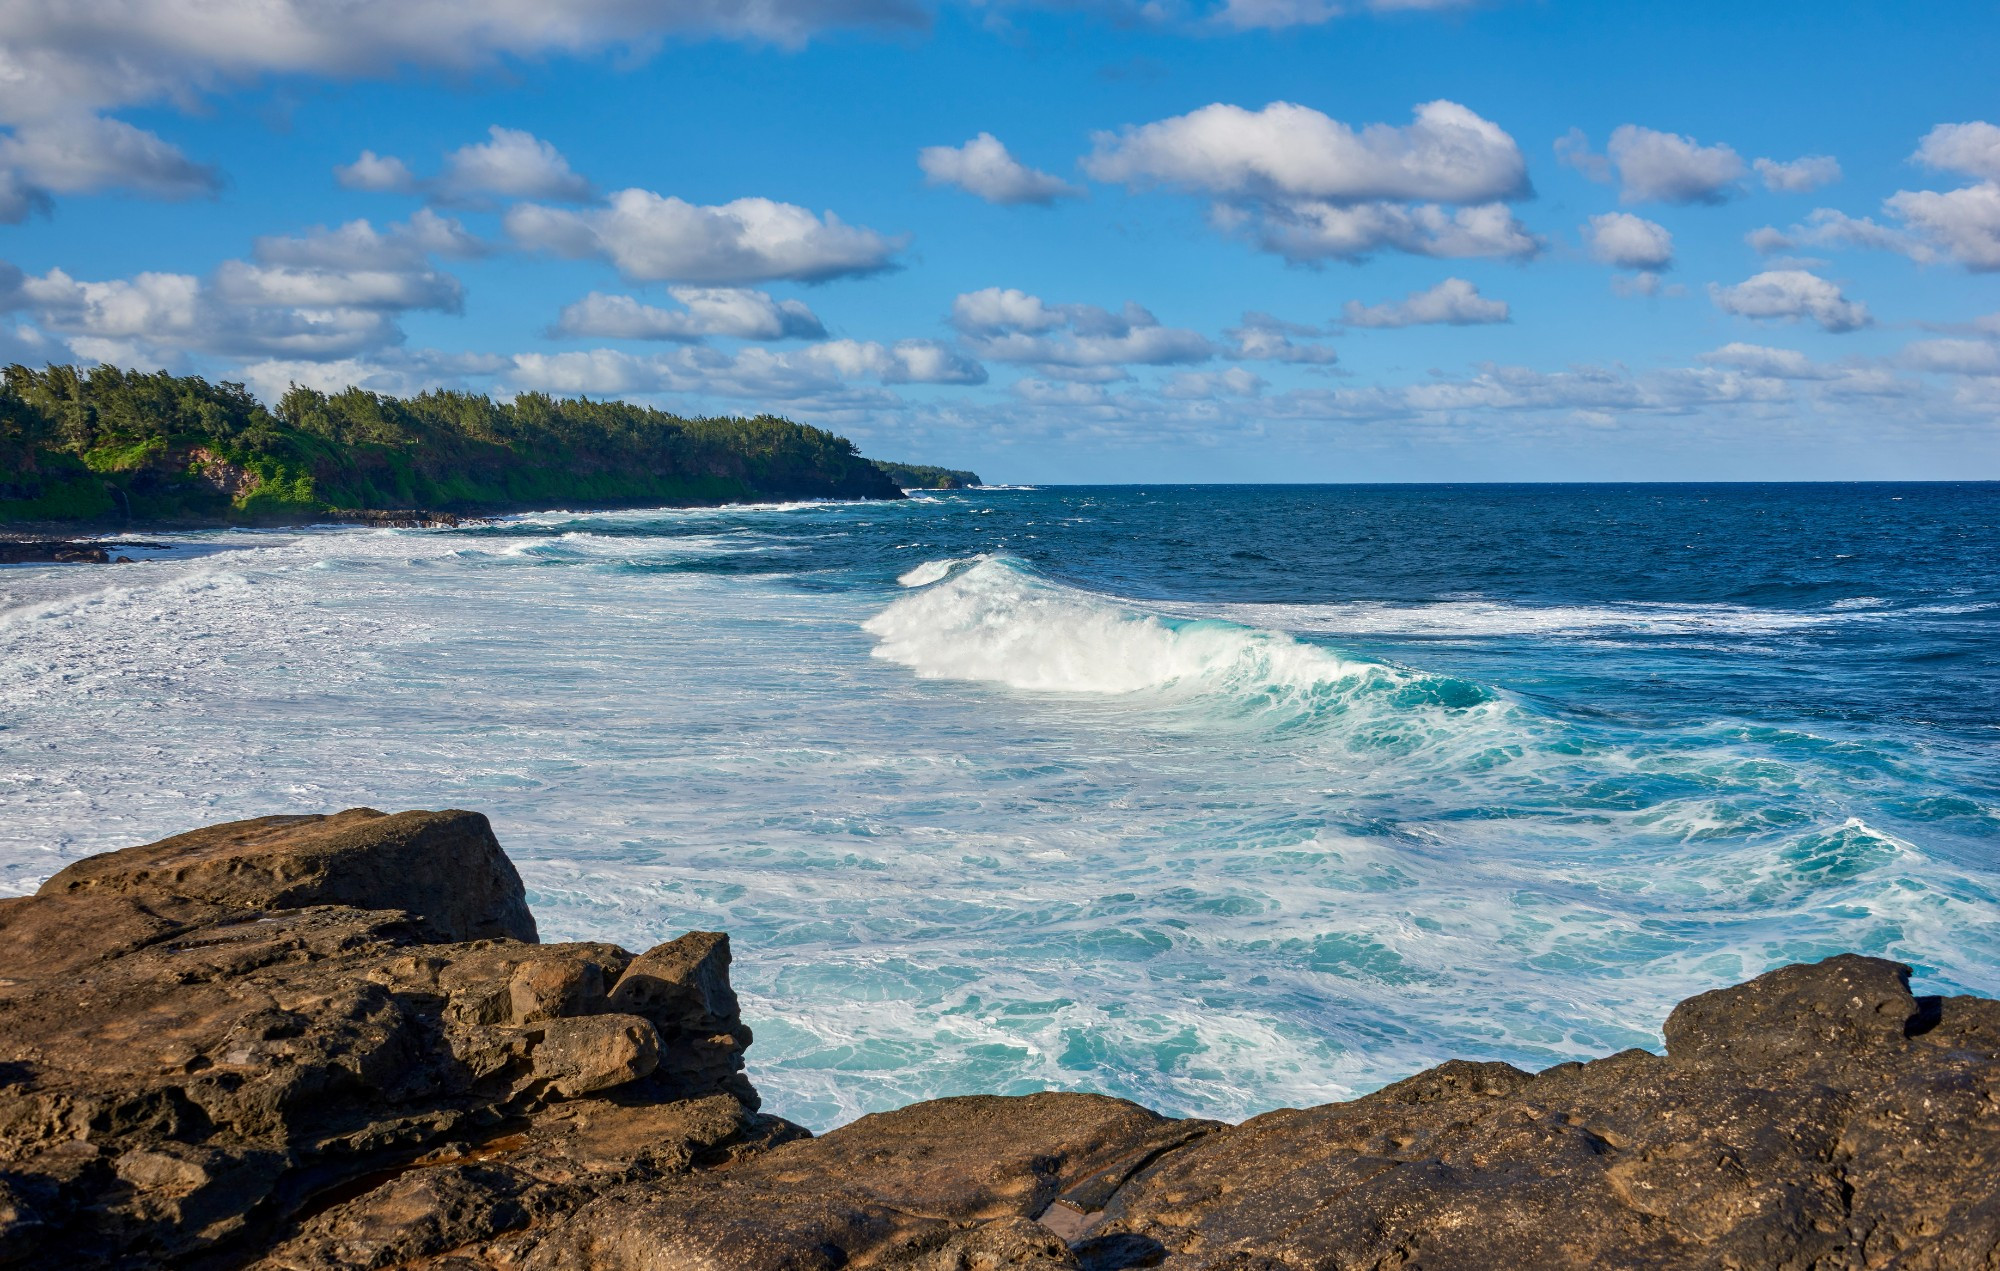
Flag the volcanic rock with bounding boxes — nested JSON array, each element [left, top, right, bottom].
[[1, 810, 1996, 1270]]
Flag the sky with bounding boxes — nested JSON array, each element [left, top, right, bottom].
[[0, 1, 1996, 482]]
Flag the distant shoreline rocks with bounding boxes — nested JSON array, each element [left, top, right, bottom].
[[1, 809, 1994, 1268]]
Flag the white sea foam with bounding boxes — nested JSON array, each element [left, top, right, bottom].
[[1199, 597, 1895, 639], [3, 515, 1994, 1133], [870, 556, 1408, 700]]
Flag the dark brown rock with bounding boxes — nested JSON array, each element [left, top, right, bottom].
[[40, 808, 538, 945], [5, 810, 1998, 1271], [0, 810, 761, 1269], [1084, 956, 2000, 1270]]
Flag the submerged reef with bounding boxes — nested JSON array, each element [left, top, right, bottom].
[[1, 810, 1996, 1269]]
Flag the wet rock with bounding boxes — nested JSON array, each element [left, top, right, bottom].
[[0, 539, 112, 564]]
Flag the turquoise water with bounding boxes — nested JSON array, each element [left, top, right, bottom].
[[2, 484, 1996, 1127]]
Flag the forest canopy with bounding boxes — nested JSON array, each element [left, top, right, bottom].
[[0, 363, 906, 524]]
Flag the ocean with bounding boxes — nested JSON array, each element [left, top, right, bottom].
[[4, 483, 1996, 1129]]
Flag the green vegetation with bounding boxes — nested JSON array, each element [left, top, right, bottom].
[[871, 460, 983, 490], [0, 363, 904, 526]]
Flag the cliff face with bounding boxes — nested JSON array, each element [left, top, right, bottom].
[[1, 811, 1996, 1270]]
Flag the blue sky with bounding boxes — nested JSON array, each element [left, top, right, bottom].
[[0, 1, 1996, 482]]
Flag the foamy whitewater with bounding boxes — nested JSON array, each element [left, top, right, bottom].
[[4, 484, 1997, 1128]]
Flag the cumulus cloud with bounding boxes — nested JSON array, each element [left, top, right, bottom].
[[0, 209, 479, 364], [919, 133, 1079, 206], [1885, 182, 2000, 271], [1709, 269, 1870, 333], [0, 2, 926, 126], [1755, 155, 1841, 193], [1082, 99, 1536, 263], [251, 209, 484, 271], [950, 287, 1213, 377], [1224, 311, 1339, 364], [1913, 121, 2000, 181], [0, 115, 219, 221], [1340, 277, 1508, 328], [435, 127, 592, 204], [336, 150, 418, 194], [1582, 212, 1673, 270], [338, 128, 590, 206], [506, 338, 985, 400], [1085, 99, 1529, 204], [506, 189, 904, 284], [1235, 199, 1539, 263], [1746, 124, 2000, 272], [0, 265, 399, 361], [553, 288, 826, 341], [1603, 125, 1746, 204], [1698, 342, 1844, 380]]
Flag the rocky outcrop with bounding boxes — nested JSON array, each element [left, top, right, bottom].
[[0, 810, 769, 1268], [3, 811, 1997, 1269], [0, 539, 115, 564]]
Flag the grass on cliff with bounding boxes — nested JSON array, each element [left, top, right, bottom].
[[0, 363, 904, 526]]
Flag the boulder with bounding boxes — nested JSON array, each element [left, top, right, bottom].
[[37, 808, 537, 945], [0, 810, 764, 1268]]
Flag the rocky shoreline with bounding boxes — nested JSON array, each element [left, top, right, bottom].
[[1, 810, 1995, 1269]]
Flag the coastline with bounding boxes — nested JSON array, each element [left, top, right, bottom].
[[1, 807, 1994, 1269]]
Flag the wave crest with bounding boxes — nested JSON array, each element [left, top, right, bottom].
[[864, 556, 1493, 726]]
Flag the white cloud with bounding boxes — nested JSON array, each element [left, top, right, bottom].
[[950, 287, 1071, 335], [250, 210, 484, 271], [1746, 126, 2000, 273], [1238, 199, 1539, 263], [338, 128, 590, 206], [213, 261, 462, 312], [1341, 277, 1508, 328], [1709, 269, 1870, 333], [1604, 125, 1746, 204], [435, 126, 591, 204], [505, 337, 985, 400], [553, 288, 826, 341], [1913, 121, 2000, 181], [1755, 155, 1841, 193], [950, 287, 1213, 375], [335, 150, 417, 193], [1698, 342, 1842, 380], [1745, 226, 1795, 255], [0, 2, 926, 126], [1901, 337, 2000, 376], [1084, 99, 1529, 205], [1224, 311, 1339, 364], [1884, 181, 2000, 271], [919, 133, 1079, 206], [0, 115, 218, 221], [1582, 212, 1673, 270], [0, 209, 479, 363], [506, 189, 903, 284], [3, 265, 399, 360]]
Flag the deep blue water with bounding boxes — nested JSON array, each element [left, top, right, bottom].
[[3, 482, 1996, 1127]]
